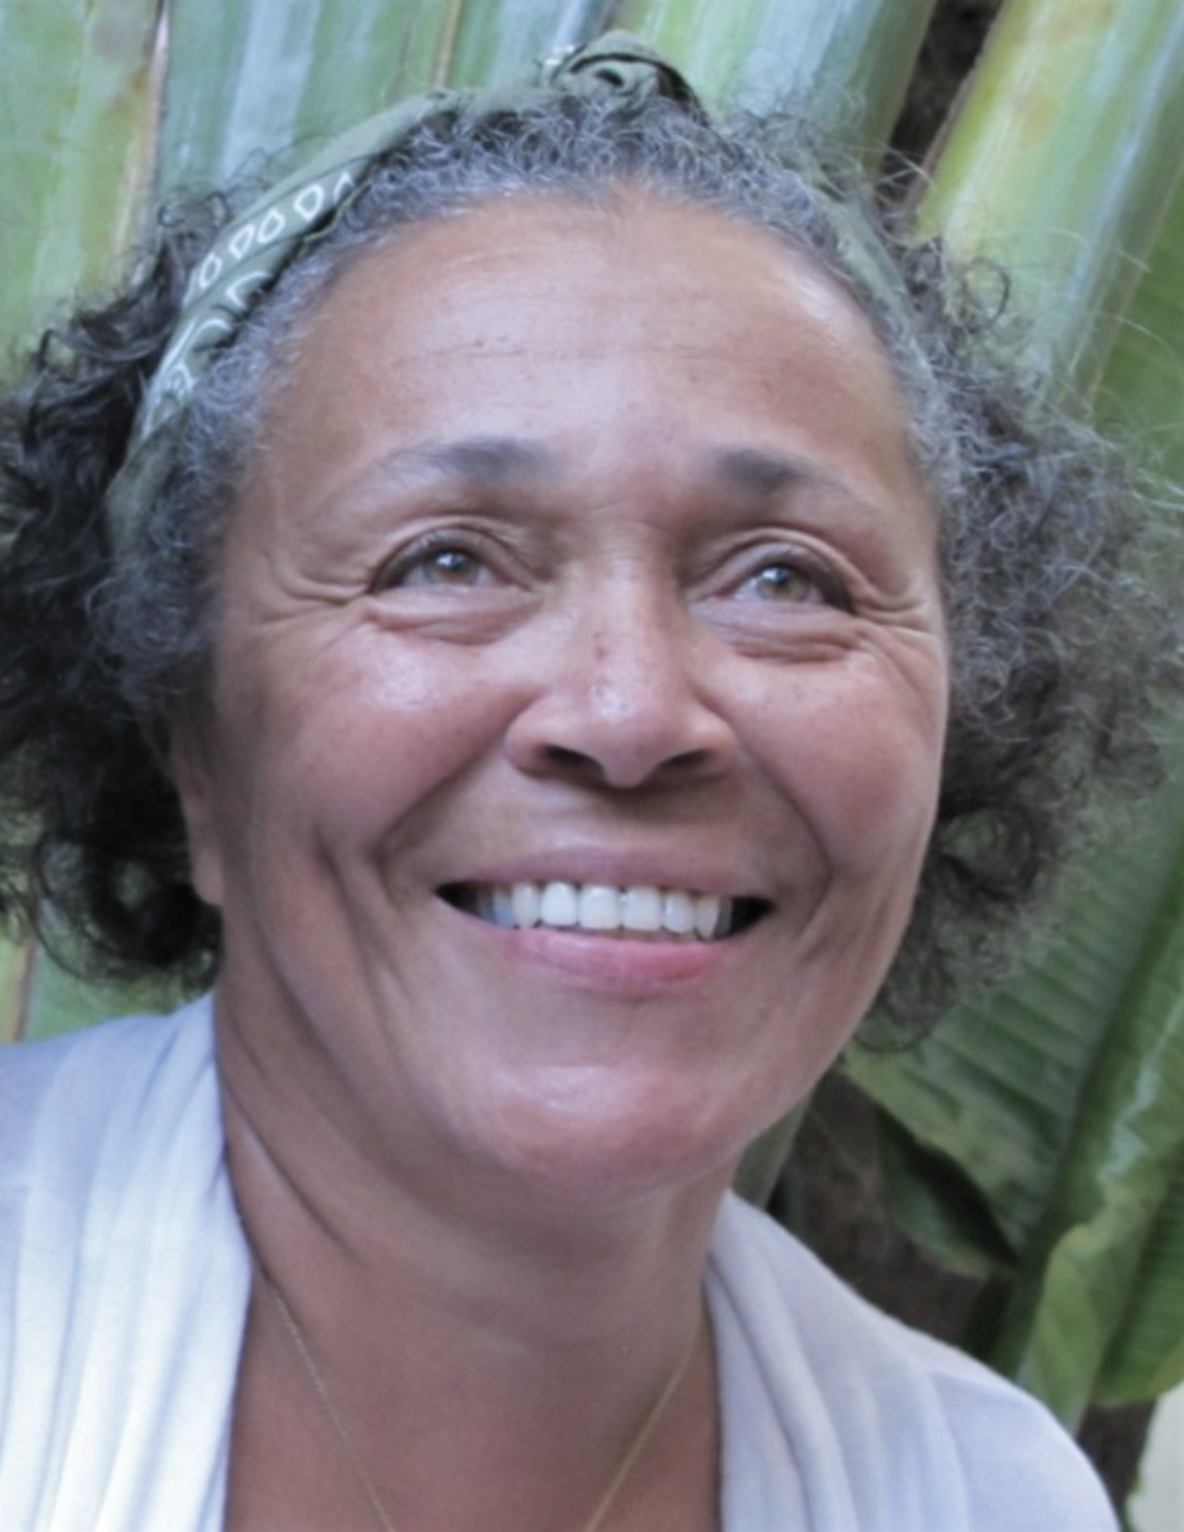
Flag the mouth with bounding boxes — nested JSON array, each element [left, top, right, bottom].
[[439, 881, 769, 943]]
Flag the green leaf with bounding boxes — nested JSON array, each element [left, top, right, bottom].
[[442, 0, 615, 89], [847, 770, 1184, 1424], [0, 0, 161, 350], [18, 937, 187, 1043], [1098, 172, 1184, 489], [847, 1, 1184, 1430], [917, 0, 1184, 396], [1097, 1149, 1184, 1404], [159, 0, 466, 195], [876, 1109, 1018, 1281], [0, 939, 34, 1043], [614, 0, 938, 144]]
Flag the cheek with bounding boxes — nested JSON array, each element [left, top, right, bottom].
[[757, 659, 947, 878], [247, 636, 510, 845]]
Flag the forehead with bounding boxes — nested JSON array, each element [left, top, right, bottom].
[[248, 190, 925, 522]]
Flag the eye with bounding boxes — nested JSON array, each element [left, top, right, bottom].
[[735, 556, 849, 609], [372, 537, 498, 592]]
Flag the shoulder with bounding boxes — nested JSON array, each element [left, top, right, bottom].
[[709, 1193, 1117, 1532], [0, 997, 246, 1532], [0, 996, 218, 1219]]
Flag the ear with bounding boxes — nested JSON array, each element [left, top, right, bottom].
[[168, 709, 227, 910]]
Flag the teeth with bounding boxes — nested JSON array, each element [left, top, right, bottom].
[[539, 880, 578, 927], [579, 884, 620, 931], [510, 882, 541, 929], [695, 895, 722, 940], [621, 886, 662, 932], [476, 881, 734, 941]]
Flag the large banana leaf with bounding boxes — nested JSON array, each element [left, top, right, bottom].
[[848, 0, 1184, 1427], [849, 776, 1184, 1425], [159, 0, 474, 193], [0, 0, 160, 350], [615, 0, 939, 144], [916, 0, 1184, 395], [0, 0, 163, 1038], [1092, 185, 1184, 1410], [443, 0, 614, 87]]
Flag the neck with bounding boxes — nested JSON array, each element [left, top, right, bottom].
[[217, 995, 728, 1532]]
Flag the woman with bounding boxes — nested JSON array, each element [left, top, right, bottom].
[[0, 34, 1166, 1532]]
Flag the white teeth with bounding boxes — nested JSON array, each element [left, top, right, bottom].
[[579, 884, 620, 931], [539, 880, 578, 927], [510, 882, 541, 929], [695, 895, 722, 940], [662, 890, 696, 935], [476, 881, 735, 941], [621, 885, 662, 932]]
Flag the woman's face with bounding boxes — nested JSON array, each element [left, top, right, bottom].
[[174, 192, 949, 1205]]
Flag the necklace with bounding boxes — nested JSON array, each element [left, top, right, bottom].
[[264, 1272, 699, 1532]]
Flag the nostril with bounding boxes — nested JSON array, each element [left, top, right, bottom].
[[543, 744, 601, 772]]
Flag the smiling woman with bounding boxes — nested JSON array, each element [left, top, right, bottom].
[[0, 31, 1170, 1532]]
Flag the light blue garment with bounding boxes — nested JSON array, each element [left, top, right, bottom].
[[0, 999, 1116, 1531]]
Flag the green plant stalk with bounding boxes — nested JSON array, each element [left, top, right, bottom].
[[848, 767, 1184, 1419], [985, 871, 1184, 1427], [1098, 176, 1184, 488], [443, 0, 615, 89], [846, 0, 1184, 1429], [614, 0, 938, 146], [159, 0, 466, 196], [917, 0, 1184, 398], [1095, 179, 1184, 1393], [0, 940, 35, 1044], [0, 0, 161, 352], [1098, 1151, 1184, 1403]]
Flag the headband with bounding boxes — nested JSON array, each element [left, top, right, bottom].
[[102, 32, 698, 554]]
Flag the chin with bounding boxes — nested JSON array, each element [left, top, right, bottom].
[[461, 1074, 763, 1210]]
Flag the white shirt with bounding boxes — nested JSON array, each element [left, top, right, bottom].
[[0, 999, 1116, 1531]]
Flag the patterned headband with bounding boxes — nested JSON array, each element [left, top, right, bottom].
[[102, 32, 697, 554]]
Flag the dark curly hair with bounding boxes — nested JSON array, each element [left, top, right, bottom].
[[0, 87, 1178, 1022]]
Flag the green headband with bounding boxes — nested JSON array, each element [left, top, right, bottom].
[[102, 32, 697, 555]]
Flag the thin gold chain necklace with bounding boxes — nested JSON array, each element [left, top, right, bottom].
[[264, 1272, 699, 1532]]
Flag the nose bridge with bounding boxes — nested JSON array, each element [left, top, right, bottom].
[[504, 559, 735, 790], [579, 564, 684, 723]]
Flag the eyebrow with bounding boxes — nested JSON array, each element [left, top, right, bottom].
[[707, 445, 837, 498], [389, 435, 559, 486]]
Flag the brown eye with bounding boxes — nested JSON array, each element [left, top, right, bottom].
[[739, 560, 829, 605], [375, 541, 495, 591]]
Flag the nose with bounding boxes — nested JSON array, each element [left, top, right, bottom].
[[503, 583, 738, 791]]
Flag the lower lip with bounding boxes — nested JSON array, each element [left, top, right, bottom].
[[449, 906, 741, 990]]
